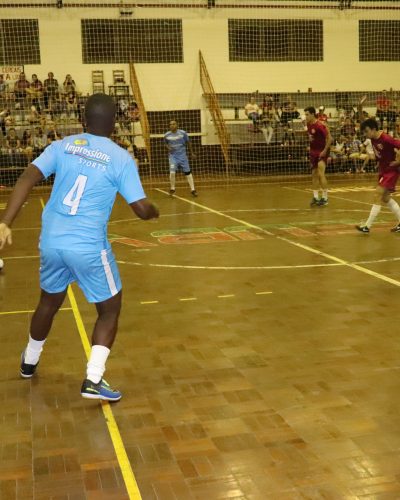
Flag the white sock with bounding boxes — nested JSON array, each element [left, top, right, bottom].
[[386, 198, 400, 222], [25, 334, 46, 365], [365, 204, 381, 228], [313, 190, 319, 199], [169, 172, 176, 190], [322, 190, 328, 200], [186, 173, 195, 191], [87, 345, 110, 384]]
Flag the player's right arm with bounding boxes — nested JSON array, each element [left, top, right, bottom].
[[0, 141, 59, 249], [130, 199, 159, 220], [118, 155, 159, 221], [0, 164, 44, 249]]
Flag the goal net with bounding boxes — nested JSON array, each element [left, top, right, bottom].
[[0, 0, 399, 188]]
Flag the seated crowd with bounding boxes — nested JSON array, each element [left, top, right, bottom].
[[243, 90, 400, 172], [0, 71, 140, 169]]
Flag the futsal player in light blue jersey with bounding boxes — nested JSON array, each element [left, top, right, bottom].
[[164, 120, 198, 197], [0, 94, 159, 401]]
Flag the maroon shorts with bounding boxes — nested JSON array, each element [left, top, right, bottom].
[[310, 151, 328, 169], [378, 169, 400, 192]]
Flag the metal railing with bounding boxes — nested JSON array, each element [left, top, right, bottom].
[[199, 50, 231, 175]]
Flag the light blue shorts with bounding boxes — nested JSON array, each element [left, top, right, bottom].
[[169, 156, 190, 173], [40, 247, 122, 303]]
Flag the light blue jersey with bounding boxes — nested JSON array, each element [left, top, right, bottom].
[[33, 133, 145, 252], [164, 129, 189, 160]]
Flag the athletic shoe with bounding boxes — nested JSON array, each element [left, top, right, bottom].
[[169, 189, 176, 196], [191, 190, 198, 197], [318, 198, 328, 206], [81, 378, 122, 402], [390, 223, 400, 233], [20, 350, 39, 379], [356, 225, 370, 233], [310, 198, 320, 207]]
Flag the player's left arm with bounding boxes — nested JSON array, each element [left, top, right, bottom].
[[387, 136, 400, 167], [320, 124, 332, 159], [186, 133, 196, 159], [0, 165, 44, 249]]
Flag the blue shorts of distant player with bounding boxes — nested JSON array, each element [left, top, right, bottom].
[[169, 155, 191, 174], [40, 247, 122, 303]]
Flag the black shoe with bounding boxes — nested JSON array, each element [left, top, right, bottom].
[[191, 190, 198, 197], [20, 350, 39, 379], [318, 198, 328, 206], [356, 225, 370, 233], [81, 378, 122, 402], [310, 197, 320, 207], [169, 189, 175, 196], [391, 224, 400, 233]]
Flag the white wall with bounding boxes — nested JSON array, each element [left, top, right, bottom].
[[1, 4, 400, 110]]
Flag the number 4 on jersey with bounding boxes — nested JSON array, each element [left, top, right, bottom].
[[63, 174, 88, 215]]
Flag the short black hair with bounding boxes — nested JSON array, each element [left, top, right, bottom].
[[361, 118, 379, 132], [304, 106, 316, 115], [85, 93, 116, 128]]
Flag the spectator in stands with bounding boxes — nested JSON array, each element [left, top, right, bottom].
[[65, 90, 77, 117], [21, 129, 34, 163], [14, 73, 30, 108], [63, 74, 76, 93], [376, 90, 391, 125], [28, 74, 43, 110], [33, 127, 46, 156], [280, 99, 300, 125], [341, 117, 356, 137], [317, 106, 328, 122], [4, 128, 21, 154], [328, 135, 347, 171], [395, 117, 400, 138], [245, 96, 261, 131], [260, 105, 278, 145], [129, 101, 140, 122], [27, 105, 40, 124], [0, 107, 10, 137], [46, 123, 62, 145], [345, 135, 362, 173], [117, 98, 129, 125], [0, 75, 7, 97], [43, 72, 59, 109], [359, 137, 376, 172], [113, 123, 132, 150]]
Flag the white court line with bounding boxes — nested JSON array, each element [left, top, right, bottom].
[[108, 207, 371, 227], [3, 255, 39, 260], [156, 188, 400, 289], [117, 260, 341, 270]]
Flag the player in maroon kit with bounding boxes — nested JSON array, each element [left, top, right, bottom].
[[304, 106, 332, 206], [356, 118, 400, 233]]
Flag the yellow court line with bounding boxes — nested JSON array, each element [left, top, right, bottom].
[[0, 307, 72, 316], [140, 300, 159, 305], [179, 297, 198, 301], [218, 294, 235, 298], [39, 198, 142, 500], [255, 291, 273, 295], [156, 190, 400, 290]]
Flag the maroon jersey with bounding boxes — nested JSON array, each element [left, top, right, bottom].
[[307, 120, 328, 154], [371, 132, 400, 172]]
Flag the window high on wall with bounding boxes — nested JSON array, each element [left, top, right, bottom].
[[228, 19, 323, 62], [359, 20, 400, 61], [81, 19, 183, 64], [0, 19, 40, 65]]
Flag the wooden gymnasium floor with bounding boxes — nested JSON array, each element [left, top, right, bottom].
[[2, 177, 400, 499]]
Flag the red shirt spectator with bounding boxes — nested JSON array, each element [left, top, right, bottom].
[[377, 91, 391, 112], [317, 109, 328, 122]]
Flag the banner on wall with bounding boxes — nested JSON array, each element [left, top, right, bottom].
[[0, 66, 24, 84]]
